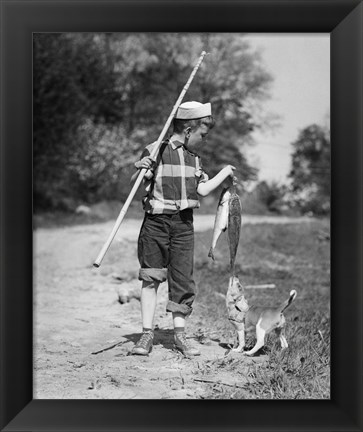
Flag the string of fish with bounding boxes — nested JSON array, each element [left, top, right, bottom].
[[208, 177, 242, 277]]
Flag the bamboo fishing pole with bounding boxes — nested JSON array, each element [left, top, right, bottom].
[[93, 51, 208, 267]]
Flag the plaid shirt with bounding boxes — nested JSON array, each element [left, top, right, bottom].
[[139, 138, 209, 214]]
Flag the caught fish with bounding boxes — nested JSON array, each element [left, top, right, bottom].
[[208, 187, 230, 261], [228, 183, 242, 275], [208, 181, 242, 275]]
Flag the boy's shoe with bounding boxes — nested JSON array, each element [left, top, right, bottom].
[[174, 332, 200, 357], [131, 330, 154, 355]]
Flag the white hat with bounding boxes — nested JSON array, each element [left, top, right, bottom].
[[175, 101, 211, 120]]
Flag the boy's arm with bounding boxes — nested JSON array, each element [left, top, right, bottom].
[[197, 165, 236, 196]]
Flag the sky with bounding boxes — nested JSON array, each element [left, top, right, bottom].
[[243, 34, 330, 184]]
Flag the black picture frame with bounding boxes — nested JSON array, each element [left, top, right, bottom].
[[1, 0, 362, 431]]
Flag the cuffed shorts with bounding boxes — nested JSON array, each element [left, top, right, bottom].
[[137, 209, 195, 316]]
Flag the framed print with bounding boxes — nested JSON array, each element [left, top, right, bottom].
[[1, 0, 362, 431]]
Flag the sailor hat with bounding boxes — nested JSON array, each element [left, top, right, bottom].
[[175, 101, 211, 120]]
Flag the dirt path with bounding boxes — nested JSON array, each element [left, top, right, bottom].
[[33, 215, 312, 399]]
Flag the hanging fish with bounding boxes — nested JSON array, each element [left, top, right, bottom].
[[208, 180, 242, 275], [227, 183, 242, 276], [208, 187, 230, 261]]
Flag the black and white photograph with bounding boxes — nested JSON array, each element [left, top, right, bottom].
[[32, 32, 332, 400]]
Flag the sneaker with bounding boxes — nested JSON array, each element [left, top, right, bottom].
[[131, 331, 153, 355], [174, 332, 200, 357]]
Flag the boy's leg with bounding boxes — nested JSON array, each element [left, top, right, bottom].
[[166, 211, 195, 317], [132, 214, 169, 356], [141, 280, 160, 329], [132, 281, 160, 356], [167, 211, 200, 357], [173, 311, 200, 357], [172, 312, 185, 329]]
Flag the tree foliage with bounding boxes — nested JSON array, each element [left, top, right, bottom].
[[33, 33, 273, 210], [288, 124, 330, 214]]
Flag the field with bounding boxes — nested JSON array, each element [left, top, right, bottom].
[[193, 221, 330, 399], [34, 212, 330, 399]]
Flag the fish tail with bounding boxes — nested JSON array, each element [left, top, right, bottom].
[[208, 247, 215, 261]]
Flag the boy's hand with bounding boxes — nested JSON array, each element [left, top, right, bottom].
[[222, 165, 236, 177], [135, 156, 155, 170]]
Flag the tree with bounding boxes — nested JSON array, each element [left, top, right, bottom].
[[288, 124, 330, 214], [33, 33, 124, 208], [33, 33, 273, 209]]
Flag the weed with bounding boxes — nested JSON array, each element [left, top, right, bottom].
[[193, 219, 330, 399]]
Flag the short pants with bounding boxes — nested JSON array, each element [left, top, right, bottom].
[[137, 209, 195, 316]]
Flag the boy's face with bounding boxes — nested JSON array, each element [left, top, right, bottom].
[[185, 119, 211, 152]]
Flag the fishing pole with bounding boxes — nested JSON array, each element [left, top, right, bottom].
[[93, 51, 208, 267]]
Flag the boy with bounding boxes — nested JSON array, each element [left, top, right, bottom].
[[131, 101, 235, 357]]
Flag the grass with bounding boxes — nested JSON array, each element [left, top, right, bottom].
[[192, 219, 330, 399], [236, 311, 330, 399]]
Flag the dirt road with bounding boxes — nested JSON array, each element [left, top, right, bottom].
[[33, 215, 312, 399]]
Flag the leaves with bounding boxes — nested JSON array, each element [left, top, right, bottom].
[[288, 124, 330, 214], [33, 33, 273, 209]]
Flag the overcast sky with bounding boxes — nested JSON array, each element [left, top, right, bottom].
[[244, 34, 330, 184]]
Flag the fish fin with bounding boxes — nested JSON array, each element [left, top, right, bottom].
[[208, 248, 215, 261]]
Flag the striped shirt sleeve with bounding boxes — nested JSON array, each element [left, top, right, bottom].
[[137, 142, 158, 179], [195, 156, 209, 184]]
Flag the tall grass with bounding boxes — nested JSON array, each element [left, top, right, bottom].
[[192, 219, 330, 399]]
